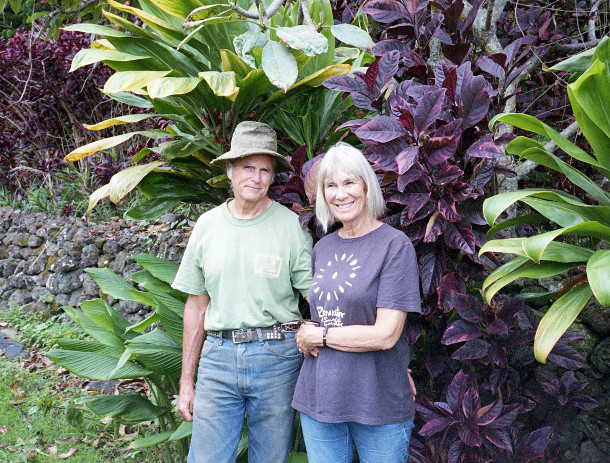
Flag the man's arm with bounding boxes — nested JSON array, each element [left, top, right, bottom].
[[177, 294, 210, 422]]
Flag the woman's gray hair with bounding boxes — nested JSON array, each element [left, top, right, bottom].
[[315, 142, 386, 232]]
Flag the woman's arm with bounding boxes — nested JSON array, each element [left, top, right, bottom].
[[296, 307, 406, 355]]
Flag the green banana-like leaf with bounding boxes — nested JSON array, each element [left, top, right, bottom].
[[124, 198, 179, 220], [153, 299, 185, 345], [480, 239, 594, 265], [522, 221, 610, 264], [522, 197, 610, 228], [70, 48, 147, 72], [85, 268, 155, 306], [146, 0, 202, 20], [107, 0, 181, 40], [481, 256, 530, 292], [136, 170, 224, 204], [79, 394, 165, 422], [125, 313, 161, 333], [483, 261, 577, 304], [169, 421, 193, 440], [534, 283, 593, 363], [490, 113, 593, 164], [80, 299, 134, 338], [514, 146, 610, 205], [46, 348, 150, 380], [587, 249, 610, 306], [568, 59, 610, 169], [129, 430, 173, 449], [220, 49, 252, 79], [124, 328, 182, 376], [482, 189, 584, 226], [62, 304, 125, 348], [133, 254, 180, 285], [486, 212, 547, 239], [55, 339, 125, 357]]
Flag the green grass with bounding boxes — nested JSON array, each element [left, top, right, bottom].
[[0, 303, 160, 462]]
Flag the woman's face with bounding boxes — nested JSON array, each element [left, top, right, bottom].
[[323, 169, 367, 227]]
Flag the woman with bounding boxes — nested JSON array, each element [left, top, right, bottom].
[[291, 143, 421, 463]]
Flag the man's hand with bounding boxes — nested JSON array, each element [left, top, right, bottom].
[[177, 385, 196, 422], [408, 368, 417, 397]]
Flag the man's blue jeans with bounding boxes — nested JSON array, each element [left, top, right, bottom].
[[300, 412, 415, 463], [187, 331, 302, 463]]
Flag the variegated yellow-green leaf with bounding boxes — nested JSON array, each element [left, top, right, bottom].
[[108, 161, 165, 204], [147, 77, 201, 99], [534, 283, 593, 363], [587, 249, 610, 306], [198, 72, 239, 100], [107, 0, 175, 37], [65, 132, 140, 162], [84, 114, 156, 131], [88, 183, 111, 213], [146, 0, 202, 19], [220, 49, 251, 79], [261, 41, 297, 91], [91, 39, 115, 50], [63, 23, 130, 38], [104, 71, 171, 94], [70, 49, 147, 72]]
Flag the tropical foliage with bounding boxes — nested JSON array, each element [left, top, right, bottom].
[[62, 0, 373, 220], [480, 37, 610, 363]]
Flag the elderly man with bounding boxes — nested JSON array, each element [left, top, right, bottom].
[[172, 121, 313, 463]]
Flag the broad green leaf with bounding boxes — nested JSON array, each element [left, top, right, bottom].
[[220, 49, 252, 79], [125, 328, 182, 376], [480, 239, 594, 265], [146, 0, 202, 19], [125, 313, 161, 333], [85, 268, 155, 306], [522, 221, 610, 264], [522, 198, 610, 228], [486, 212, 547, 239], [88, 183, 111, 213], [482, 189, 584, 226], [46, 349, 150, 380], [481, 256, 529, 292], [276, 25, 328, 57], [169, 421, 192, 440], [547, 47, 596, 72], [587, 249, 610, 306], [63, 23, 130, 38], [483, 262, 577, 304], [198, 71, 239, 100], [104, 71, 172, 94], [154, 298, 184, 345], [70, 49, 147, 72], [490, 113, 594, 165], [79, 394, 165, 421], [148, 77, 201, 99], [107, 91, 154, 108], [63, 305, 124, 348], [262, 41, 298, 91], [133, 254, 180, 284], [330, 24, 375, 50], [8, 0, 20, 14], [534, 284, 593, 363], [55, 339, 124, 357], [129, 431, 173, 448], [84, 114, 156, 131], [79, 299, 133, 338], [124, 198, 179, 220], [107, 0, 179, 38], [569, 59, 610, 168]]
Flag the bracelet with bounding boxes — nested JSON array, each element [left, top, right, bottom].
[[322, 326, 328, 347]]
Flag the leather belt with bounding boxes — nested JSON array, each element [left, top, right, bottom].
[[207, 324, 285, 343]]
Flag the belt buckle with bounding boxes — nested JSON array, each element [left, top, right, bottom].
[[232, 329, 248, 343]]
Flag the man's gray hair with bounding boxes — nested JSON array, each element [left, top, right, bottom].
[[315, 142, 386, 232]]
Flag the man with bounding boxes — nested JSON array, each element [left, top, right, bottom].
[[172, 121, 313, 463]]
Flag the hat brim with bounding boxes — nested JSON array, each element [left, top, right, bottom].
[[211, 148, 294, 173]]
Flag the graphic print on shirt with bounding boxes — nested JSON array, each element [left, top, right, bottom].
[[254, 253, 282, 278], [310, 252, 360, 326]]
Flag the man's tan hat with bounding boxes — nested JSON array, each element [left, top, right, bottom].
[[211, 121, 294, 173]]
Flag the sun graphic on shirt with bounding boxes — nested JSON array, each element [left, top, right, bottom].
[[311, 253, 361, 301]]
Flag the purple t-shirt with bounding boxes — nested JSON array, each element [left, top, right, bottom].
[[292, 223, 421, 425]]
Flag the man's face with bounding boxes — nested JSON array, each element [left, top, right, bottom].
[[229, 154, 274, 206]]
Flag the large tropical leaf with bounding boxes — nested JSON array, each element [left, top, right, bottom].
[[133, 253, 180, 285], [79, 394, 165, 422], [85, 268, 155, 305], [587, 249, 610, 306], [534, 284, 593, 363], [46, 349, 150, 380]]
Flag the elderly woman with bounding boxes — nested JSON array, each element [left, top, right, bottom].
[[291, 143, 421, 463]]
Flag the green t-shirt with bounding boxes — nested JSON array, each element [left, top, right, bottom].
[[172, 201, 313, 330]]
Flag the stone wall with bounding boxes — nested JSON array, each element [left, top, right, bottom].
[[0, 207, 190, 318]]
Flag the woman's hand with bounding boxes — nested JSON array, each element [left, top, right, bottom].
[[296, 324, 321, 357]]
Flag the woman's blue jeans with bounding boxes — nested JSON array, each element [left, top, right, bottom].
[[187, 332, 302, 463], [300, 412, 415, 463]]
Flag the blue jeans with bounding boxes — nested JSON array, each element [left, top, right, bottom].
[[300, 412, 415, 463], [188, 332, 302, 463]]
